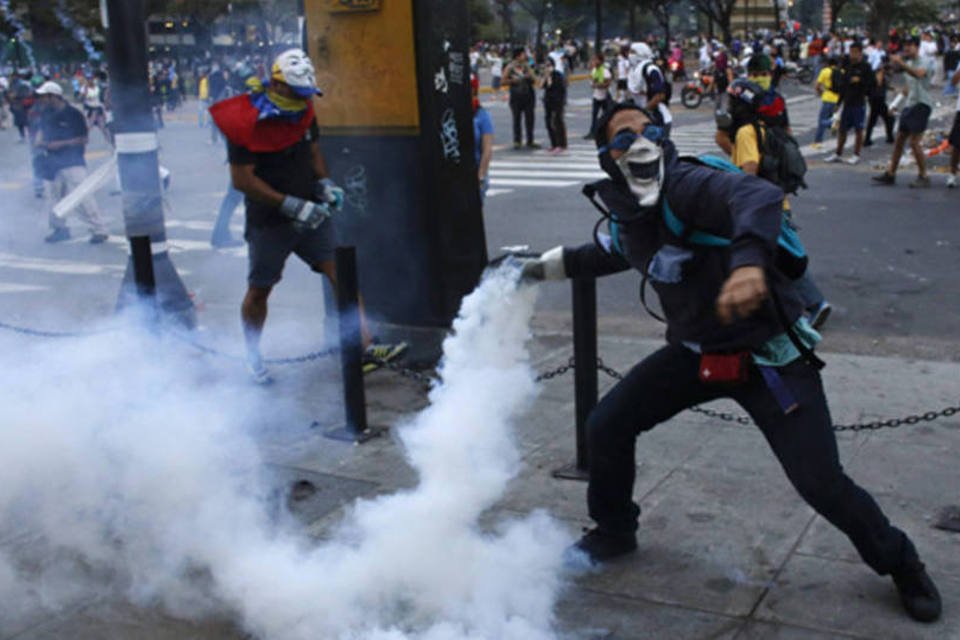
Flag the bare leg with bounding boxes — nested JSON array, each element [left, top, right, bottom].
[[241, 285, 272, 358], [836, 129, 847, 156], [853, 129, 864, 156], [316, 260, 373, 348], [909, 133, 927, 178], [887, 131, 908, 176]]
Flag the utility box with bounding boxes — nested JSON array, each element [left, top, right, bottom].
[[305, 0, 487, 328]]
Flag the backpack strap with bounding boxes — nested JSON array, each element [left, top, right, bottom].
[[662, 198, 730, 247]]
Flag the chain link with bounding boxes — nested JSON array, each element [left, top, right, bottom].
[[0, 319, 116, 339], [534, 356, 576, 382], [535, 356, 959, 433]]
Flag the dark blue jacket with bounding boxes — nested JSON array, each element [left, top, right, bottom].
[[564, 141, 804, 352]]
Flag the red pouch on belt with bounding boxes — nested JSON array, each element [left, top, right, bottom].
[[699, 352, 750, 384]]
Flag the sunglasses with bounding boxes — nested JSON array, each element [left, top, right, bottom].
[[599, 125, 665, 154]]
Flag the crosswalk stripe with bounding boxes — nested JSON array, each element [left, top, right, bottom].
[[490, 169, 605, 179], [490, 178, 580, 187], [492, 161, 598, 170]]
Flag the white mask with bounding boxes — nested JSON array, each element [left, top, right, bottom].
[[273, 49, 319, 96], [616, 137, 663, 207]]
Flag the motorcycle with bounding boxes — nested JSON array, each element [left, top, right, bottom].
[[669, 58, 686, 82], [783, 60, 814, 84], [681, 70, 717, 109]]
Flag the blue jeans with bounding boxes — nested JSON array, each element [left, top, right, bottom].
[[793, 271, 825, 312], [815, 101, 837, 143]]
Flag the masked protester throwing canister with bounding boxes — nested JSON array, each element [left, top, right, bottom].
[[210, 49, 406, 384], [517, 104, 941, 624]]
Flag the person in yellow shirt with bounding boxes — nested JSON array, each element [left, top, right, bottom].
[[813, 56, 841, 147], [727, 79, 833, 329], [197, 68, 210, 128]]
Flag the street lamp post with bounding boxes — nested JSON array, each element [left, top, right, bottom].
[[595, 0, 602, 54], [103, 0, 194, 326]]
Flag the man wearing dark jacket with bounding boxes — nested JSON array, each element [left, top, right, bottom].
[[518, 104, 941, 624]]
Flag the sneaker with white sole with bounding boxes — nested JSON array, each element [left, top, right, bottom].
[[809, 301, 832, 331], [246, 353, 274, 385], [823, 153, 842, 163], [947, 174, 957, 189], [846, 154, 861, 165]]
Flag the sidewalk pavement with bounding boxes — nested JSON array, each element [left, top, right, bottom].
[[0, 316, 957, 639]]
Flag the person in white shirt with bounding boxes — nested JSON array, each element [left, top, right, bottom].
[[616, 45, 631, 102], [549, 46, 567, 76], [585, 53, 612, 139], [627, 43, 673, 137], [489, 51, 504, 99], [947, 60, 960, 188]]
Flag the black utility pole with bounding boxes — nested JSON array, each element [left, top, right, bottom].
[[595, 0, 603, 54], [103, 0, 194, 326]]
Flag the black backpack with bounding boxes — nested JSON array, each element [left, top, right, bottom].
[[753, 122, 807, 195], [830, 65, 845, 96], [640, 60, 672, 105]]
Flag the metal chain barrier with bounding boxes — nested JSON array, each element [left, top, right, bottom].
[[533, 355, 959, 433], [0, 318, 339, 367], [0, 319, 117, 339]]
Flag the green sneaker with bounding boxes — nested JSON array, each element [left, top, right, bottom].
[[362, 341, 409, 374]]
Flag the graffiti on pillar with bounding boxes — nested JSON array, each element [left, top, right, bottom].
[[434, 67, 449, 94], [439, 108, 461, 163], [447, 51, 465, 86], [343, 164, 369, 215]]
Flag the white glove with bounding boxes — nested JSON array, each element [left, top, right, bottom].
[[518, 246, 567, 282], [314, 178, 345, 212], [279, 196, 330, 231]]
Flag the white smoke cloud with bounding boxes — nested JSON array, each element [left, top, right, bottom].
[[0, 267, 571, 639]]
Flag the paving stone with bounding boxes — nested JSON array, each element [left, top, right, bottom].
[[754, 554, 960, 639]]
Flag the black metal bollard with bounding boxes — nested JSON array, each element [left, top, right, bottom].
[[323, 246, 379, 443], [553, 277, 597, 481], [129, 235, 156, 298]]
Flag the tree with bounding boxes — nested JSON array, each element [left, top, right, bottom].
[[641, 0, 677, 44], [690, 0, 737, 44], [469, 0, 495, 41], [827, 0, 852, 32], [515, 0, 550, 56], [492, 0, 516, 43]]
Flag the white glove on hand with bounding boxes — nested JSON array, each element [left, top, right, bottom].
[[279, 195, 330, 231], [517, 246, 567, 282], [314, 178, 345, 212]]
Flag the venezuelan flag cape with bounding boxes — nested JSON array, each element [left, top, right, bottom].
[[209, 94, 315, 153]]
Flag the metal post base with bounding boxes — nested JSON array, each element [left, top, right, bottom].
[[552, 464, 590, 482], [315, 421, 386, 444]]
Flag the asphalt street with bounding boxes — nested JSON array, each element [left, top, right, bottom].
[[0, 77, 957, 362], [481, 77, 960, 361]]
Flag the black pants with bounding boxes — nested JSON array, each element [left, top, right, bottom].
[[588, 97, 608, 136], [545, 104, 567, 149], [586, 344, 918, 576], [866, 94, 895, 144], [510, 98, 535, 145]]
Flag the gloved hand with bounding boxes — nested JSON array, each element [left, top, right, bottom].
[[314, 178, 345, 212], [515, 246, 567, 282], [279, 195, 330, 231]]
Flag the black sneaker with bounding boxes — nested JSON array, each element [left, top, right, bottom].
[[871, 172, 895, 185], [44, 228, 71, 243], [571, 527, 637, 564], [892, 562, 942, 623]]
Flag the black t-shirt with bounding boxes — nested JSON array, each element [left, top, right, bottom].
[[841, 60, 875, 108], [40, 103, 87, 173], [227, 121, 319, 228]]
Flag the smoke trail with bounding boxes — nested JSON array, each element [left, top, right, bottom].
[[0, 0, 35, 68], [0, 267, 570, 639], [53, 0, 99, 62]]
